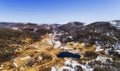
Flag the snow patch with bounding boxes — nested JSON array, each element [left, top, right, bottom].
[[12, 27, 19, 30], [81, 43, 85, 46], [95, 46, 104, 52], [51, 67, 56, 71], [64, 59, 93, 71], [53, 40, 61, 48], [109, 21, 117, 25], [105, 48, 112, 55], [115, 50, 120, 54], [20, 56, 31, 60], [59, 46, 69, 50], [95, 55, 113, 63]]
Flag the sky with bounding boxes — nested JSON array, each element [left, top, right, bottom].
[[0, 0, 120, 24]]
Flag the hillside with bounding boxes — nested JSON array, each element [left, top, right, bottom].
[[0, 21, 120, 71]]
